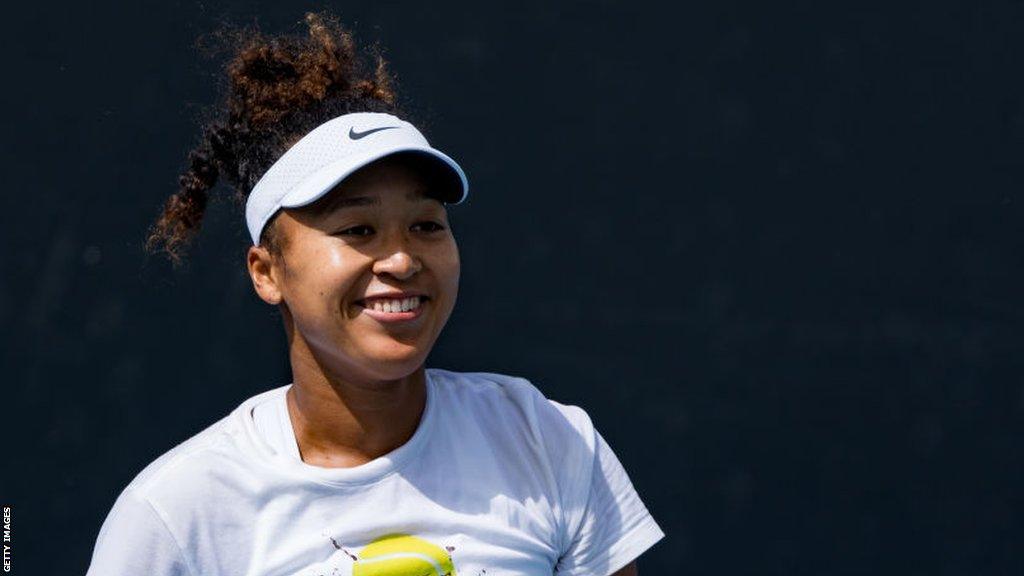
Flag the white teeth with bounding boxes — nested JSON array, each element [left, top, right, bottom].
[[367, 296, 421, 313]]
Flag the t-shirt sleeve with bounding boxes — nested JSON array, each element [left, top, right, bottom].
[[552, 410, 666, 576], [85, 486, 193, 576]]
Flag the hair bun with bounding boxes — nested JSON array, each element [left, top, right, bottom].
[[226, 12, 394, 127], [146, 10, 402, 266]]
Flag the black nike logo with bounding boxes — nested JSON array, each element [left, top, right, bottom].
[[349, 126, 401, 140]]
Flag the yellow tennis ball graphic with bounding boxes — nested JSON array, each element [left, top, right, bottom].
[[352, 533, 456, 576]]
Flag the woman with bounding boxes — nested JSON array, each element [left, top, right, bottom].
[[86, 12, 664, 576]]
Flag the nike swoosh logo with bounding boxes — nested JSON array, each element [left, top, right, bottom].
[[349, 126, 401, 140]]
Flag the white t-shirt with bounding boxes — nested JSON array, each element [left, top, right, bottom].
[[85, 369, 665, 576]]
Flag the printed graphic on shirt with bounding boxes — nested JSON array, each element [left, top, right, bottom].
[[304, 533, 459, 576]]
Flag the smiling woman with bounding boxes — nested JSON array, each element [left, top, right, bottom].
[[85, 10, 664, 576], [247, 153, 462, 393]]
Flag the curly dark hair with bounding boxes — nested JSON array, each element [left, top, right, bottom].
[[145, 11, 408, 266]]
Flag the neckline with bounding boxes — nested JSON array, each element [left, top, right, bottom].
[[240, 370, 438, 487]]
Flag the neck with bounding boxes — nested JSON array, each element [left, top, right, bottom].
[[282, 323, 428, 469]]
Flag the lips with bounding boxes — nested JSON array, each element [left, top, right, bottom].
[[356, 295, 429, 324], [355, 294, 430, 308]]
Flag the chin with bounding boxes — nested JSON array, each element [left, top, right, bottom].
[[358, 341, 430, 377], [359, 358, 427, 383]]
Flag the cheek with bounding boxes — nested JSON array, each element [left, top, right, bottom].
[[434, 244, 460, 284], [437, 249, 461, 302], [285, 245, 366, 310]]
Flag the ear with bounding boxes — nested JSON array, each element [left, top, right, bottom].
[[247, 245, 283, 305]]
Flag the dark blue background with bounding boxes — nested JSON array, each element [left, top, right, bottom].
[[4, 1, 1022, 574]]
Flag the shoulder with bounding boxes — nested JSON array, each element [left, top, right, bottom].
[[427, 369, 601, 549], [122, 387, 282, 501], [120, 417, 232, 507], [427, 368, 594, 433], [426, 367, 598, 467]]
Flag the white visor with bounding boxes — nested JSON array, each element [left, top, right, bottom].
[[244, 112, 469, 245]]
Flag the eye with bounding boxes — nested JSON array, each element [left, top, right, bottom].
[[412, 221, 446, 232], [336, 225, 375, 236]]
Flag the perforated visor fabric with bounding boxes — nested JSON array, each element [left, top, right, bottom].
[[245, 112, 469, 245]]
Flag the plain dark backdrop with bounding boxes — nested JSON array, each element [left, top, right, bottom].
[[3, 0, 1022, 574]]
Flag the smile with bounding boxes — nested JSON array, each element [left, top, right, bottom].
[[356, 296, 428, 323]]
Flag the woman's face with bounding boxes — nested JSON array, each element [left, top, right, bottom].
[[247, 156, 461, 383]]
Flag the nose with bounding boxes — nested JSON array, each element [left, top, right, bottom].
[[372, 236, 422, 280]]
